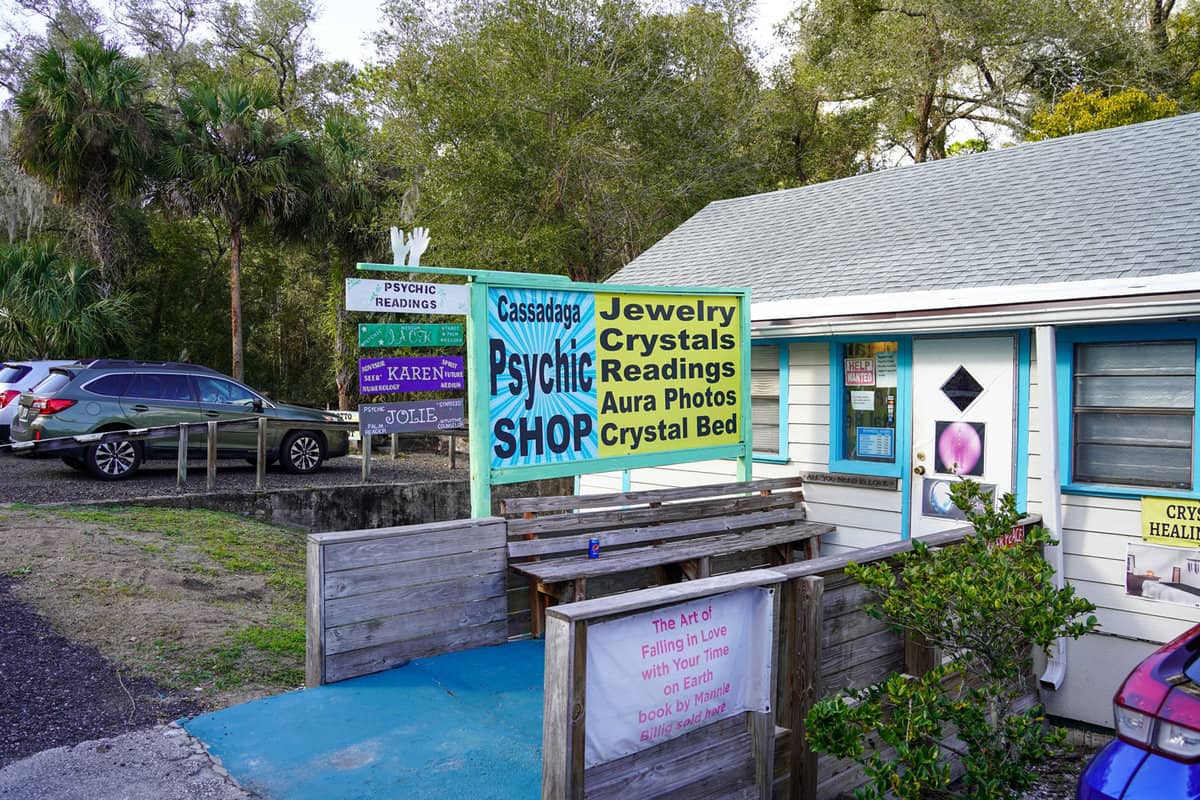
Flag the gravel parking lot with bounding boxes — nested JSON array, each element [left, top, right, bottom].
[[0, 449, 463, 505]]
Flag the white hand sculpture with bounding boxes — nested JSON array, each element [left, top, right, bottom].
[[406, 226, 431, 267], [390, 226, 409, 266]]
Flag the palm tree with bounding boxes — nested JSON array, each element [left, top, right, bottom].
[[162, 82, 322, 381], [14, 37, 163, 293], [0, 242, 136, 359]]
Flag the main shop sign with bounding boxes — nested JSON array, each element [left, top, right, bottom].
[[583, 588, 773, 766], [486, 287, 745, 471]]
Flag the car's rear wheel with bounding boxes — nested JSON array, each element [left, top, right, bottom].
[[84, 439, 142, 480], [280, 431, 324, 474], [61, 455, 86, 472]]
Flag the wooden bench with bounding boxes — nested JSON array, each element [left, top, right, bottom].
[[502, 476, 833, 637]]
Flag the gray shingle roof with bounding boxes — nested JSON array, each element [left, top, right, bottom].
[[609, 114, 1200, 303]]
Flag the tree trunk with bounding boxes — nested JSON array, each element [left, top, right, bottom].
[[82, 186, 120, 296], [913, 93, 935, 163], [230, 221, 244, 382]]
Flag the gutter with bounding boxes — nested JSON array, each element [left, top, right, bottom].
[[1035, 325, 1067, 690]]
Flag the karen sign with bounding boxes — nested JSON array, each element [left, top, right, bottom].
[[359, 399, 465, 435], [584, 588, 773, 767], [487, 287, 743, 470], [359, 356, 464, 394], [345, 278, 468, 315]]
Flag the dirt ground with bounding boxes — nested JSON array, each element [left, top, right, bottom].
[[0, 506, 308, 715]]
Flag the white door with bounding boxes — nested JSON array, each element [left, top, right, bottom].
[[910, 337, 1018, 537]]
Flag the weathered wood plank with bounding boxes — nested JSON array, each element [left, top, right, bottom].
[[325, 522, 505, 571], [791, 576, 823, 800], [584, 716, 752, 799], [513, 524, 833, 583], [508, 508, 814, 559], [325, 596, 507, 655], [819, 651, 906, 698], [324, 621, 508, 683], [822, 610, 894, 648], [324, 571, 507, 628], [507, 493, 799, 539], [543, 614, 586, 800], [819, 628, 902, 678], [503, 476, 806, 515], [309, 515, 506, 547], [305, 538, 325, 686], [546, 570, 785, 624], [324, 548, 506, 600]]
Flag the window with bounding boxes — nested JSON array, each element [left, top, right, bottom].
[[31, 371, 71, 396], [839, 342, 898, 462], [126, 373, 195, 402], [0, 364, 31, 384], [195, 376, 258, 406], [84, 373, 131, 397], [1071, 340, 1195, 489], [751, 345, 786, 459]]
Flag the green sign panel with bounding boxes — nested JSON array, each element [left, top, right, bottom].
[[358, 323, 464, 348]]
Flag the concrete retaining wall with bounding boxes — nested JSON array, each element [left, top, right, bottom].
[[68, 477, 574, 532]]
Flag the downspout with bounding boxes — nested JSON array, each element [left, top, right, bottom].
[[1036, 325, 1067, 689]]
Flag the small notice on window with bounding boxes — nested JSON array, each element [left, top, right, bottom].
[[857, 426, 894, 458], [875, 351, 898, 388], [850, 390, 875, 411], [844, 358, 875, 386]]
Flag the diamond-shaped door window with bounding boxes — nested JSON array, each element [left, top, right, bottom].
[[941, 366, 984, 412]]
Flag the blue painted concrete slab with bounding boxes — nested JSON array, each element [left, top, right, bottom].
[[184, 640, 545, 800]]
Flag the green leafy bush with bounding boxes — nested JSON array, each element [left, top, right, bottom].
[[806, 480, 1098, 799]]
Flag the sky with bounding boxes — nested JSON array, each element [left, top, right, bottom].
[[311, 0, 795, 66]]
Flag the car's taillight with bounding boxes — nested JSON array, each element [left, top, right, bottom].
[[1113, 628, 1200, 759], [1156, 719, 1200, 759], [1115, 704, 1156, 745], [30, 397, 75, 415], [0, 390, 19, 408]]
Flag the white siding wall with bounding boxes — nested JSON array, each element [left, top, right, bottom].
[[579, 342, 904, 555], [1028, 337, 1199, 725]]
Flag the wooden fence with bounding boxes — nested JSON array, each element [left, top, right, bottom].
[[542, 517, 1041, 800]]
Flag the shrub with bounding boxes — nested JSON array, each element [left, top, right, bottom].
[[806, 480, 1098, 799]]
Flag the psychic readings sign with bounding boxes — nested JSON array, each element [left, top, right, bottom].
[[359, 399, 465, 435], [345, 278, 469, 315], [486, 287, 744, 470], [583, 588, 773, 767], [358, 356, 465, 394], [358, 323, 464, 348]]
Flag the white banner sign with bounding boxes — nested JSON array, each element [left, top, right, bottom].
[[345, 278, 469, 315], [584, 588, 773, 767]]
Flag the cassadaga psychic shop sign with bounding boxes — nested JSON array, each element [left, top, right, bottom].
[[358, 356, 465, 394], [359, 399, 465, 435], [584, 588, 773, 767], [487, 287, 742, 469], [345, 278, 469, 315]]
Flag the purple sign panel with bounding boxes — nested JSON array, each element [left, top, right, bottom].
[[359, 399, 465, 435], [358, 356, 465, 394]]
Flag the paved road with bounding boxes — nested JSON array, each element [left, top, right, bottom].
[[0, 449, 462, 505]]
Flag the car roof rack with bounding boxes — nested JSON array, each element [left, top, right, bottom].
[[80, 359, 221, 373]]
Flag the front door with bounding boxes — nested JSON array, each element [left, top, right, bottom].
[[909, 336, 1018, 537]]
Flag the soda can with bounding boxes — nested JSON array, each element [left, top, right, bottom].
[[587, 537, 600, 559]]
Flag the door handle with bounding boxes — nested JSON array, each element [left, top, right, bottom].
[[204, 411, 220, 418], [914, 465, 926, 475], [131, 404, 149, 412]]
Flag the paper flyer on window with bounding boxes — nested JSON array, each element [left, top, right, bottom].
[[1126, 541, 1200, 608]]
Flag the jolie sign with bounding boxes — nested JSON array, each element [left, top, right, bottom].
[[359, 356, 465, 394], [359, 399, 465, 435]]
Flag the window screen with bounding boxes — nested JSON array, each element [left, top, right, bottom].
[[751, 346, 781, 454], [1072, 341, 1195, 488]]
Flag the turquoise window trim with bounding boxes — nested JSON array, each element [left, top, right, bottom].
[[1014, 331, 1031, 513], [1055, 323, 1200, 497], [829, 338, 911, 481], [751, 343, 790, 463]]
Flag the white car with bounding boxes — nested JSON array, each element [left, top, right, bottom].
[[0, 360, 77, 441]]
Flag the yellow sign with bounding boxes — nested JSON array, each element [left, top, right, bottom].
[[593, 292, 742, 457], [1142, 496, 1200, 547]]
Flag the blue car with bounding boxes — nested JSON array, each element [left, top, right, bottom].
[[1078, 624, 1200, 799]]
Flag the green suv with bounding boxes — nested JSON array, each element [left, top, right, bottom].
[[11, 360, 348, 480]]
